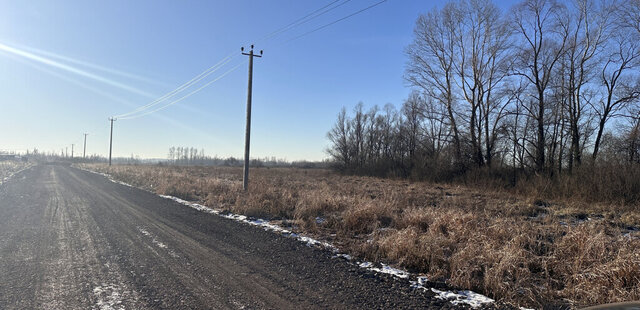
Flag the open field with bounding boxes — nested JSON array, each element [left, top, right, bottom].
[[80, 163, 640, 308]]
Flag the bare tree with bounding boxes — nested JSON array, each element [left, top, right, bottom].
[[510, 0, 570, 172], [327, 108, 351, 170], [451, 0, 512, 167], [406, 3, 463, 165], [619, 0, 640, 37], [592, 30, 640, 160], [422, 96, 451, 162], [168, 146, 175, 163], [401, 91, 425, 170], [559, 0, 613, 170]]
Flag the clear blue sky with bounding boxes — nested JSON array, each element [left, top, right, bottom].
[[0, 0, 517, 161]]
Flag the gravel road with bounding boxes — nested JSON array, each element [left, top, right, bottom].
[[0, 163, 484, 309]]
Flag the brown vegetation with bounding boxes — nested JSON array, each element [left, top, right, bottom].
[[80, 163, 640, 309]]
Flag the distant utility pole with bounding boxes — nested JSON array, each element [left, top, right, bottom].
[[71, 144, 74, 158], [241, 45, 263, 191], [109, 117, 116, 166], [66, 147, 68, 158], [83, 133, 88, 158]]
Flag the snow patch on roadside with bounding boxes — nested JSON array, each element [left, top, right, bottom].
[[429, 288, 494, 308], [370, 264, 410, 279], [83, 170, 111, 179], [113, 180, 133, 188], [358, 261, 410, 278], [161, 195, 339, 250], [160, 195, 219, 215], [77, 168, 136, 189], [332, 253, 352, 260], [411, 276, 429, 287]]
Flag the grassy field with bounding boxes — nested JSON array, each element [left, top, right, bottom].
[[79, 163, 640, 308]]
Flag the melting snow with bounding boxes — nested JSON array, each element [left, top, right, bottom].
[[137, 227, 175, 256], [430, 288, 495, 308], [370, 264, 410, 278], [160, 195, 339, 250], [332, 253, 352, 260], [160, 195, 219, 215], [357, 262, 410, 278]]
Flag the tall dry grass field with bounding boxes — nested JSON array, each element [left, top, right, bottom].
[[80, 163, 640, 308]]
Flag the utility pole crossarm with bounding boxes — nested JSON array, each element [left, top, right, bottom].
[[241, 45, 263, 192]]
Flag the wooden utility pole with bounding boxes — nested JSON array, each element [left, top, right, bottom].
[[109, 117, 116, 166], [241, 45, 262, 191], [83, 133, 88, 158], [71, 144, 74, 158]]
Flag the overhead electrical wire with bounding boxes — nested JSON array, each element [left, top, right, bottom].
[[285, 0, 388, 44], [259, 0, 351, 42], [112, 0, 347, 120], [118, 60, 247, 120], [113, 54, 235, 118], [113, 0, 388, 120]]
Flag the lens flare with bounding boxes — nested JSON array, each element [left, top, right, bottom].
[[10, 42, 166, 87], [0, 42, 154, 98]]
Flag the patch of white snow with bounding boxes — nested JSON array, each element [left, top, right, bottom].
[[431, 288, 494, 308], [138, 227, 173, 253], [332, 253, 352, 260]]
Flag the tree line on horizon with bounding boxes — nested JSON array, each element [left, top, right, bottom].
[[328, 0, 640, 184], [166, 146, 326, 168]]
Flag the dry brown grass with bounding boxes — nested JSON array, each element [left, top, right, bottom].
[[79, 163, 640, 309]]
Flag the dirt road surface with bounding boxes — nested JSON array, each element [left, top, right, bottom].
[[0, 164, 478, 309]]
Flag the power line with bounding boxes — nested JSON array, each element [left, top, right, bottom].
[[118, 61, 246, 120], [112, 0, 356, 121], [114, 54, 235, 118], [285, 0, 388, 44], [260, 0, 351, 42]]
